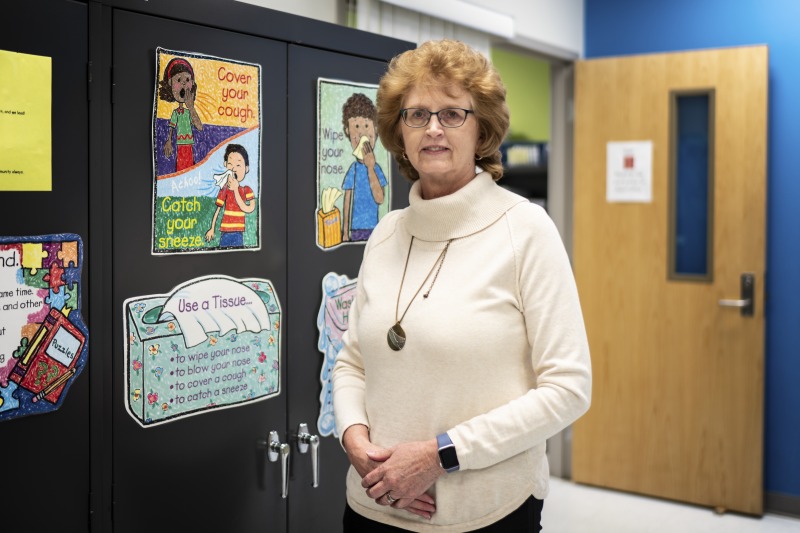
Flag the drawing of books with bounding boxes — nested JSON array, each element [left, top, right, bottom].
[[10, 307, 84, 404]]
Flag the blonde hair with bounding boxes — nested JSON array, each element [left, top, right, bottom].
[[377, 39, 509, 182]]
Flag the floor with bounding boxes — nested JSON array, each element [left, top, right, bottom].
[[542, 477, 800, 532]]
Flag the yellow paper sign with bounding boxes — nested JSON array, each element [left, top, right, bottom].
[[0, 49, 52, 191]]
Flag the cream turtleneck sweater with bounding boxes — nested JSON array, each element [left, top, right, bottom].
[[333, 172, 592, 532]]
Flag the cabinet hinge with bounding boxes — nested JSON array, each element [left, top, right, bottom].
[[88, 491, 95, 526], [87, 61, 93, 102]]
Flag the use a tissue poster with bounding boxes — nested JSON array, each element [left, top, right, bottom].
[[123, 275, 281, 428], [316, 79, 391, 250], [0, 234, 88, 422], [152, 48, 262, 254]]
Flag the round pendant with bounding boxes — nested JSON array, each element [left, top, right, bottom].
[[387, 322, 406, 351]]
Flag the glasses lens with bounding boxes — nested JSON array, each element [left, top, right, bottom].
[[439, 108, 467, 127], [404, 108, 430, 127], [401, 108, 469, 127]]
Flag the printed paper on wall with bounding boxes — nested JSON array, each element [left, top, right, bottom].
[[123, 275, 281, 428], [316, 79, 391, 250], [316, 272, 357, 437], [0, 234, 88, 422], [152, 48, 262, 254], [606, 140, 653, 203], [0, 50, 52, 191]]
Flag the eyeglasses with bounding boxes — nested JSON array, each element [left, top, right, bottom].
[[400, 108, 474, 128]]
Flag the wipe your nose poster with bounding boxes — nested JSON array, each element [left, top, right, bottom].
[[316, 79, 391, 250], [123, 275, 281, 427], [152, 48, 262, 254]]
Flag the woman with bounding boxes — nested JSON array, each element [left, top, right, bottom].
[[332, 39, 592, 532]]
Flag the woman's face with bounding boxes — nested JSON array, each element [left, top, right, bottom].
[[400, 84, 480, 199]]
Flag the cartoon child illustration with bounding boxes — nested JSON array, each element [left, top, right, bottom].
[[205, 144, 255, 248], [341, 93, 387, 242], [159, 57, 204, 172]]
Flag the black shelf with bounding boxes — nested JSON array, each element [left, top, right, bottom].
[[500, 164, 547, 199]]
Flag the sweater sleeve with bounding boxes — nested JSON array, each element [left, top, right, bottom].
[[448, 204, 592, 471], [331, 254, 370, 442]]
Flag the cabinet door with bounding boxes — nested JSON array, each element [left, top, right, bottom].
[[111, 10, 288, 531], [0, 1, 91, 529], [286, 44, 412, 533]]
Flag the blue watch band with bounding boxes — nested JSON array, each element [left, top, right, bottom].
[[436, 432, 460, 473]]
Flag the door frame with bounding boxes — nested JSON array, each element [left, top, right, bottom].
[[545, 60, 575, 478]]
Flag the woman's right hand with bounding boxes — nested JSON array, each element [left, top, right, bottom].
[[342, 424, 382, 478]]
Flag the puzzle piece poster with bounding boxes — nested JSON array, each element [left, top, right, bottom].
[[316, 79, 392, 250], [0, 235, 88, 422], [152, 48, 262, 254]]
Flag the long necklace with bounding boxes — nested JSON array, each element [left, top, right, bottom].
[[387, 237, 452, 351]]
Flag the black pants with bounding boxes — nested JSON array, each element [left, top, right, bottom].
[[343, 496, 544, 532]]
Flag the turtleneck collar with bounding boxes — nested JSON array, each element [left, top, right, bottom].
[[404, 171, 528, 241]]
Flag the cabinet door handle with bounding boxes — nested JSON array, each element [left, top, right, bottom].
[[296, 423, 320, 488], [266, 430, 290, 498]]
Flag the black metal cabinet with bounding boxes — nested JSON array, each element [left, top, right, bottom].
[[106, 3, 412, 531], [1, 0, 412, 531], [0, 1, 91, 531], [110, 9, 289, 532]]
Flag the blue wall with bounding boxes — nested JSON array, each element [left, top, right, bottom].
[[585, 0, 800, 498]]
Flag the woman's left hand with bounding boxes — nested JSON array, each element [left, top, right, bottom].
[[361, 438, 443, 509]]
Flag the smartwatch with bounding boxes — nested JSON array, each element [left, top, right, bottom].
[[436, 432, 460, 473]]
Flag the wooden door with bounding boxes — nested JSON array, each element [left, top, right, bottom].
[[572, 47, 767, 515]]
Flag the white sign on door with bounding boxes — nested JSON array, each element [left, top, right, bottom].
[[606, 141, 653, 203]]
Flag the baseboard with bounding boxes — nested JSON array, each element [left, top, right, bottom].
[[766, 491, 800, 518]]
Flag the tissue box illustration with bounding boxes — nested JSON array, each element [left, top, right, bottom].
[[317, 207, 342, 249], [124, 275, 281, 428]]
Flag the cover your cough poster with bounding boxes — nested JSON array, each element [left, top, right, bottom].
[[152, 48, 262, 254]]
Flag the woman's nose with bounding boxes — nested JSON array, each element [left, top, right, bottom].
[[425, 115, 445, 135]]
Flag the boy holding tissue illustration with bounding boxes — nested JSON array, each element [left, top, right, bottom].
[[205, 144, 255, 248], [340, 93, 387, 242]]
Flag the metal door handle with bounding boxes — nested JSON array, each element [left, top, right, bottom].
[[718, 298, 752, 308], [296, 423, 320, 488], [266, 430, 290, 498], [718, 273, 755, 317]]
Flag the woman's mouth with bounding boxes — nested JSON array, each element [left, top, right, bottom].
[[179, 88, 186, 99], [423, 146, 448, 153]]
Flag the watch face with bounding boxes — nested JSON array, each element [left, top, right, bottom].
[[439, 444, 459, 470]]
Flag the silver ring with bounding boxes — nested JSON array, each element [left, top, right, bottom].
[[386, 493, 397, 504]]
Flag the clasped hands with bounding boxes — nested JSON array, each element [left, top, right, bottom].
[[344, 426, 442, 520]]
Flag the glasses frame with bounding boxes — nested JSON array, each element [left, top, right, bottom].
[[399, 108, 474, 128]]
